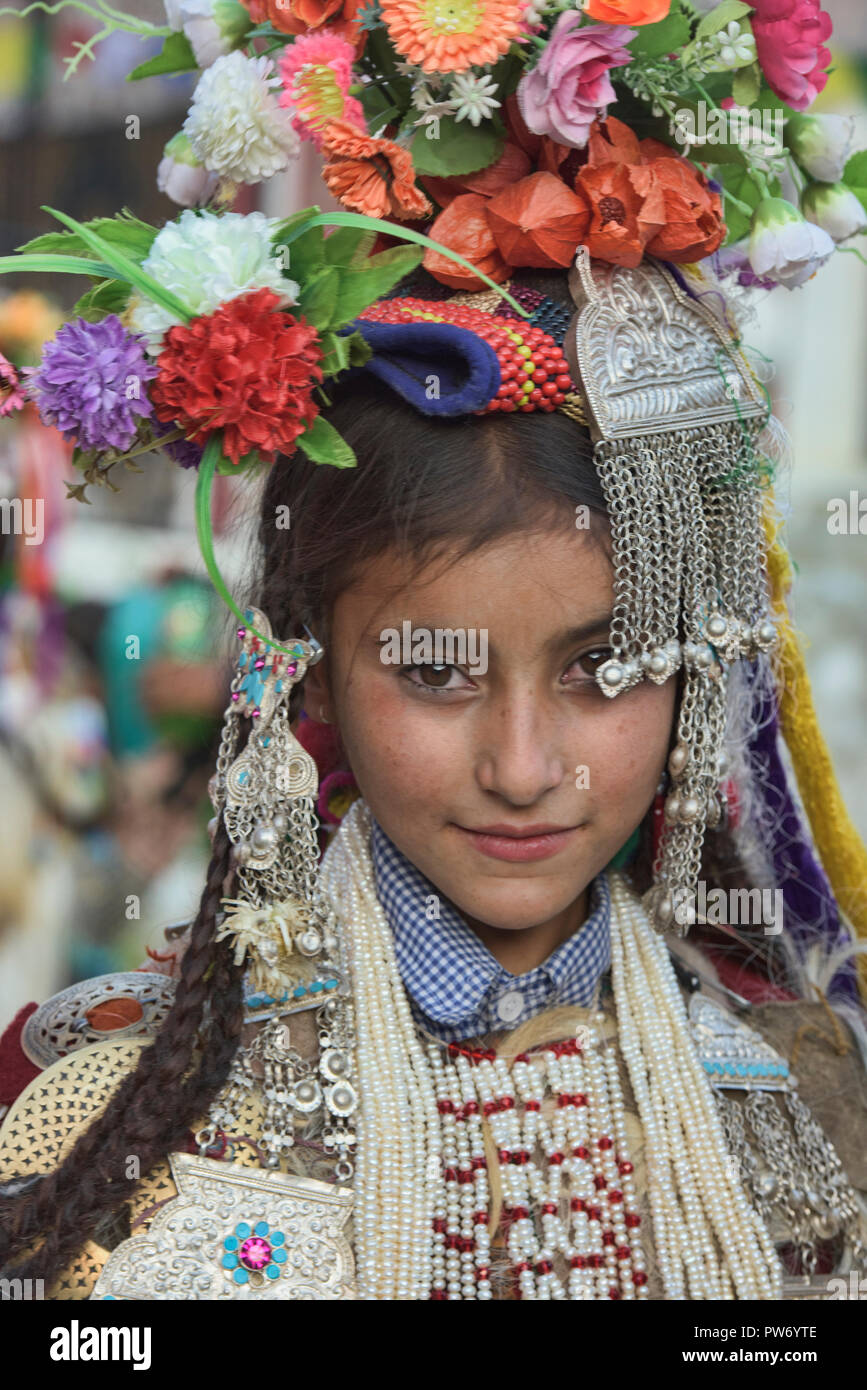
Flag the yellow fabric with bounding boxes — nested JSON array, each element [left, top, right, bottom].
[[763, 506, 867, 1001]]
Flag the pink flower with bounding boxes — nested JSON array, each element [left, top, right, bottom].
[[517, 15, 635, 149], [278, 31, 366, 150], [751, 0, 833, 113], [0, 351, 26, 416]]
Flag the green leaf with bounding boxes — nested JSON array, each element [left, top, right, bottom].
[[717, 163, 770, 244], [696, 0, 753, 40], [843, 150, 867, 214], [282, 225, 327, 284], [71, 279, 131, 323], [628, 0, 691, 59], [323, 225, 378, 269], [17, 210, 158, 264], [0, 254, 122, 280], [298, 266, 340, 330], [318, 328, 372, 376], [41, 207, 194, 321], [732, 61, 762, 108], [127, 31, 198, 82], [410, 116, 504, 178], [296, 415, 357, 468], [330, 246, 423, 327]]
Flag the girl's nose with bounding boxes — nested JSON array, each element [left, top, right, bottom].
[[474, 694, 568, 806]]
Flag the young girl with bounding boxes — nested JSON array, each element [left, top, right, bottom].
[[1, 269, 865, 1302]]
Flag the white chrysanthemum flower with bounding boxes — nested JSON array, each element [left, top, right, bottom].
[[182, 51, 300, 185], [127, 209, 298, 351], [450, 73, 501, 128]]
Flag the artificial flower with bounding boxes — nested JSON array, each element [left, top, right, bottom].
[[317, 769, 360, 824], [0, 351, 26, 416], [748, 196, 835, 288], [242, 0, 366, 49], [379, 0, 524, 75], [486, 172, 590, 268], [517, 17, 635, 149], [786, 113, 856, 183], [164, 0, 251, 67], [278, 31, 366, 149], [150, 288, 323, 466], [700, 19, 757, 71], [801, 182, 867, 244], [751, 0, 832, 112], [450, 72, 501, 127], [157, 132, 221, 208], [640, 155, 726, 262], [0, 291, 63, 358], [127, 209, 296, 352], [27, 316, 157, 451], [320, 119, 432, 219], [182, 51, 300, 184], [573, 160, 653, 267], [423, 193, 512, 289], [584, 0, 669, 22]]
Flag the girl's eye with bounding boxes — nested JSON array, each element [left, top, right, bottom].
[[400, 662, 473, 694], [564, 648, 612, 683]]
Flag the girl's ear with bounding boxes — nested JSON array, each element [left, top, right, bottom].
[[302, 658, 335, 726]]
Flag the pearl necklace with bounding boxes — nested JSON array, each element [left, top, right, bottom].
[[320, 801, 783, 1301]]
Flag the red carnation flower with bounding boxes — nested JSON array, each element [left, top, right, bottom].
[[151, 288, 323, 466]]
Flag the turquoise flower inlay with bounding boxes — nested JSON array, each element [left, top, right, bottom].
[[221, 1219, 288, 1285]]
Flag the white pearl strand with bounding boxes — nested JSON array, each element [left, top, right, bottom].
[[320, 802, 442, 1299], [608, 873, 783, 1301]]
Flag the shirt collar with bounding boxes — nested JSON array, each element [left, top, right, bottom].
[[370, 815, 611, 1031]]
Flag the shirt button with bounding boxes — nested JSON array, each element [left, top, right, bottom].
[[496, 990, 524, 1024]]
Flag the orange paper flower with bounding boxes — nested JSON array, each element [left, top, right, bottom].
[[486, 172, 590, 269], [241, 0, 366, 48], [423, 193, 513, 290], [640, 157, 726, 262], [584, 0, 671, 24], [320, 120, 432, 220], [574, 162, 658, 268], [380, 0, 524, 73]]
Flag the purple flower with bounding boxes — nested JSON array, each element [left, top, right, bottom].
[[28, 314, 158, 453], [155, 429, 205, 469], [517, 16, 636, 149]]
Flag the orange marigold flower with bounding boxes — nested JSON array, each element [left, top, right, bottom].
[[380, 0, 524, 74], [584, 0, 671, 24], [240, 0, 366, 50], [320, 119, 432, 220]]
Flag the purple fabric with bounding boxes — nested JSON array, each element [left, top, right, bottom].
[[749, 666, 858, 1002], [349, 319, 501, 416]]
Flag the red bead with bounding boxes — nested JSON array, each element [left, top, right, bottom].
[[570, 1196, 586, 1212], [496, 384, 514, 399], [457, 1168, 474, 1185], [598, 1136, 613, 1150], [476, 1267, 491, 1280], [497, 1148, 511, 1163], [535, 1259, 554, 1275], [587, 1205, 602, 1221], [541, 381, 559, 398], [602, 1230, 615, 1245], [625, 1212, 641, 1228], [483, 1101, 499, 1117], [514, 1260, 531, 1274], [570, 1255, 586, 1269], [588, 1252, 604, 1268], [555, 373, 573, 390], [464, 1100, 479, 1116], [609, 1287, 622, 1300], [444, 1167, 458, 1182], [519, 402, 535, 412], [616, 1245, 631, 1260], [474, 1210, 488, 1225], [608, 1190, 624, 1204], [530, 389, 543, 403], [531, 368, 548, 383], [542, 1202, 558, 1215], [552, 391, 566, 404], [430, 1288, 448, 1300], [618, 1160, 634, 1175], [514, 1150, 531, 1165], [633, 1271, 648, 1286], [573, 1145, 590, 1161], [432, 1218, 447, 1233], [524, 1099, 541, 1112], [445, 1233, 462, 1250], [499, 1095, 515, 1110], [437, 1099, 455, 1114], [549, 1151, 565, 1166], [574, 1093, 588, 1107], [471, 1155, 486, 1170], [594, 1174, 607, 1190]]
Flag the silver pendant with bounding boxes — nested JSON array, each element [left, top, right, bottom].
[[91, 1153, 355, 1300]]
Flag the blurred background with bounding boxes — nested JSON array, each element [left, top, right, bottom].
[[0, 0, 864, 1028]]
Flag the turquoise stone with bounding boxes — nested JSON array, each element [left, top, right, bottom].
[[254, 1221, 269, 1238], [232, 1268, 249, 1285], [272, 1248, 288, 1264], [293, 985, 306, 998], [224, 1235, 239, 1252], [222, 1253, 239, 1269], [271, 1231, 285, 1247], [236, 1222, 251, 1239], [266, 1265, 281, 1280]]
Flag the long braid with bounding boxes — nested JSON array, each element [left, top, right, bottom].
[[0, 823, 242, 1284]]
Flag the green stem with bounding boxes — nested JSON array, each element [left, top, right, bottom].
[[195, 436, 303, 659], [837, 245, 867, 269], [281, 211, 531, 318], [721, 188, 757, 219]]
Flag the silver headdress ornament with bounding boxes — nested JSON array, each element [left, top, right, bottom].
[[564, 248, 780, 937]]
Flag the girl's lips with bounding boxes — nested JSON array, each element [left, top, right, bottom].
[[454, 824, 582, 863]]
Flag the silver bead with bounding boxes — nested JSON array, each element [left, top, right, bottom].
[[668, 744, 689, 777], [706, 614, 727, 639], [664, 795, 681, 824], [601, 660, 625, 688], [679, 796, 701, 823], [693, 645, 712, 669], [251, 823, 278, 853], [649, 652, 668, 676], [296, 927, 322, 957], [272, 812, 288, 835]]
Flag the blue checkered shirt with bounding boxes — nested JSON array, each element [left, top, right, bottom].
[[370, 817, 611, 1042]]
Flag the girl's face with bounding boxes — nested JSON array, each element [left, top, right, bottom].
[[306, 523, 677, 934]]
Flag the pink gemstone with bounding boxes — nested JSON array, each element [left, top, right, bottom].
[[286, 663, 297, 676], [239, 1236, 272, 1270], [254, 658, 266, 670], [237, 627, 246, 639], [231, 692, 240, 702]]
